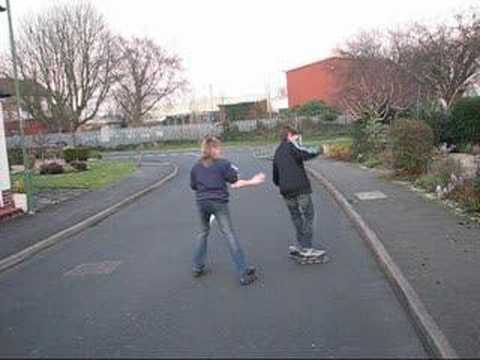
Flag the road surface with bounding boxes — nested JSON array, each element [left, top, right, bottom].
[[0, 149, 426, 358]]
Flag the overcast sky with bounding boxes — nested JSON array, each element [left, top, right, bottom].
[[0, 0, 477, 100]]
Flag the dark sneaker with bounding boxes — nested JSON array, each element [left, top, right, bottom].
[[240, 267, 257, 286]]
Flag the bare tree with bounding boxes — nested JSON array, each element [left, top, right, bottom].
[[337, 32, 421, 121], [340, 58, 420, 122], [337, 29, 389, 59], [113, 36, 186, 127], [390, 10, 480, 109], [339, 8, 480, 113], [1, 1, 118, 134]]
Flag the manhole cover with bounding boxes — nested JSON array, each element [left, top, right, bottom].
[[64, 261, 122, 277], [354, 191, 388, 201]]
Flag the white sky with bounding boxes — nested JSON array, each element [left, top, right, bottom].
[[0, 0, 477, 101]]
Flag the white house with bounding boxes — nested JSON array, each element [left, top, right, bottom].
[[0, 92, 22, 220]]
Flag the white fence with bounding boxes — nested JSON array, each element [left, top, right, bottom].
[[7, 123, 222, 149], [6, 116, 351, 149]]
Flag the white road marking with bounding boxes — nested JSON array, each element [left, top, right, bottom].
[[64, 261, 122, 277], [354, 191, 388, 201]]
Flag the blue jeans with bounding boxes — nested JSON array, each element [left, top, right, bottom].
[[284, 194, 315, 249], [193, 200, 249, 275]]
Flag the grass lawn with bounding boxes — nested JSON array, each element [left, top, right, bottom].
[[303, 136, 353, 147], [12, 160, 136, 192], [222, 136, 353, 149], [104, 135, 353, 154]]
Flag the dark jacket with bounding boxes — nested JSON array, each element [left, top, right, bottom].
[[273, 140, 319, 198], [190, 159, 239, 203]]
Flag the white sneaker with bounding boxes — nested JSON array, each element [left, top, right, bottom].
[[289, 245, 300, 253], [300, 248, 326, 258]]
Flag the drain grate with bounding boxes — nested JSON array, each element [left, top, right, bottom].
[[64, 261, 122, 277], [354, 191, 388, 201]]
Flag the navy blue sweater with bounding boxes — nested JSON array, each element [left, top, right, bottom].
[[190, 159, 239, 203]]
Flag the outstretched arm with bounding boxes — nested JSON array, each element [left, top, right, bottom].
[[231, 173, 266, 189], [290, 140, 320, 162]]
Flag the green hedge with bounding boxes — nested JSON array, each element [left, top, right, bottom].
[[39, 162, 64, 175], [7, 148, 24, 166], [285, 100, 340, 121], [390, 119, 434, 175], [63, 148, 90, 163], [448, 97, 480, 145], [70, 160, 88, 172], [351, 118, 388, 162]]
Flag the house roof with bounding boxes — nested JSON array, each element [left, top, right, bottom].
[[0, 90, 11, 99], [285, 56, 355, 74], [0, 78, 48, 97], [218, 99, 267, 109]]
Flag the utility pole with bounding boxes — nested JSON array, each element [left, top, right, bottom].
[[209, 84, 214, 123], [1, 0, 34, 213]]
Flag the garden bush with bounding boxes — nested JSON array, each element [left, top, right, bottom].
[[7, 148, 24, 166], [351, 118, 388, 162], [8, 148, 36, 169], [222, 122, 242, 142], [390, 119, 434, 175], [473, 176, 480, 193], [415, 175, 444, 193], [413, 101, 450, 146], [448, 179, 480, 213], [63, 147, 90, 163], [326, 143, 353, 161], [351, 120, 369, 161], [39, 162, 64, 175], [448, 97, 480, 145], [12, 179, 25, 193], [89, 150, 103, 160], [365, 156, 383, 169], [70, 161, 88, 172], [295, 100, 340, 121], [428, 157, 463, 186]]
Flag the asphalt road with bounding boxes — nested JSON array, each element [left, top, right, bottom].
[[0, 149, 426, 358]]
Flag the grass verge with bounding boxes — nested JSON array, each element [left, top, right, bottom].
[[103, 136, 353, 154], [12, 160, 136, 192]]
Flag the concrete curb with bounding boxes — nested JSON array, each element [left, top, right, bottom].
[[0, 163, 179, 274], [306, 166, 458, 359]]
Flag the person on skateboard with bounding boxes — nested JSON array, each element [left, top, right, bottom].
[[272, 126, 327, 262], [190, 136, 266, 285]]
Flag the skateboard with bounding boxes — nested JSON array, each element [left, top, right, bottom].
[[288, 247, 330, 265]]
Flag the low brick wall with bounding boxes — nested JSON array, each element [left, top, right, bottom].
[[1, 190, 14, 208]]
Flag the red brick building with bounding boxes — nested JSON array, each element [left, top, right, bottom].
[[286, 57, 355, 111]]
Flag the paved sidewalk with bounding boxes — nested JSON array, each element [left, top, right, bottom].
[[308, 157, 480, 358], [0, 162, 175, 262]]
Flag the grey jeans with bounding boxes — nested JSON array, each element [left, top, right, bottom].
[[193, 200, 249, 276], [284, 193, 315, 249]]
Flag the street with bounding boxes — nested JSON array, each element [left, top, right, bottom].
[[0, 149, 426, 358]]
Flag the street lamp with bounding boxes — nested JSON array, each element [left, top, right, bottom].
[[1, 0, 34, 214]]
